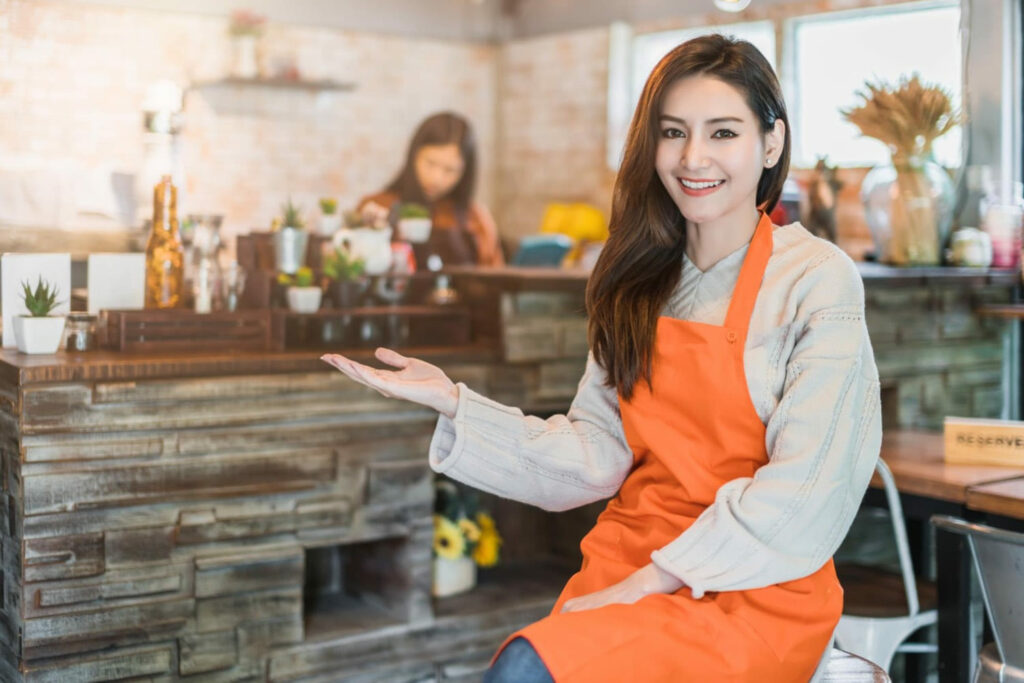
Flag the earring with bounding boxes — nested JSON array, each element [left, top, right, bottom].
[[765, 159, 774, 167]]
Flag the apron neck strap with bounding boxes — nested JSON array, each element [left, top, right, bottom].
[[723, 211, 774, 336]]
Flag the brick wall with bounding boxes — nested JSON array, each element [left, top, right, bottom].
[[867, 282, 1014, 429], [495, 27, 615, 243], [0, 0, 497, 248]]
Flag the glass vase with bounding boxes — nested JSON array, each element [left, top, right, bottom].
[[861, 155, 955, 265]]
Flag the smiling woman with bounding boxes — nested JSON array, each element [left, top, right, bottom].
[[324, 33, 881, 683]]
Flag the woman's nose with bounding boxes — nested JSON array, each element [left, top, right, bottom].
[[681, 138, 708, 170]]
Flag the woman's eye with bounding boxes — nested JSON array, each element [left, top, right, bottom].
[[712, 129, 737, 139], [662, 128, 685, 139]]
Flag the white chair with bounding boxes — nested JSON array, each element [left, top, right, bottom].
[[931, 516, 1024, 683], [822, 648, 892, 682], [833, 459, 938, 672]]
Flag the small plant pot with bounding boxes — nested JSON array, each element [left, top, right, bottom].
[[398, 217, 432, 244], [318, 214, 342, 237], [287, 286, 322, 313], [431, 555, 476, 598], [274, 227, 309, 275], [14, 315, 66, 354], [329, 278, 369, 309]]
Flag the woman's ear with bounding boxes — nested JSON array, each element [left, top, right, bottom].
[[764, 119, 786, 164]]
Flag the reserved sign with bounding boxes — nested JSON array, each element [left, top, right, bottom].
[[944, 416, 1024, 467]]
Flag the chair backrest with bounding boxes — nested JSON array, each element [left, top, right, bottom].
[[932, 516, 1024, 669], [822, 648, 891, 682], [875, 458, 922, 616]]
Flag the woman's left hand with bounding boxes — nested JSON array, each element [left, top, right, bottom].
[[560, 563, 686, 614]]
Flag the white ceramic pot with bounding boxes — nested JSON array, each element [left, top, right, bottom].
[[432, 555, 477, 598], [318, 214, 342, 237], [398, 217, 432, 244], [287, 286, 322, 313], [333, 227, 393, 276], [14, 315, 66, 354]]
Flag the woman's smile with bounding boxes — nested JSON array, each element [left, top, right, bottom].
[[678, 177, 726, 196]]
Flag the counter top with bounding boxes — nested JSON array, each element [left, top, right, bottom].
[[0, 344, 498, 386], [448, 263, 1019, 287]]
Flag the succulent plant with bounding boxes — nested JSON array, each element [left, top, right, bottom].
[[20, 277, 62, 317], [323, 247, 366, 282], [280, 198, 306, 230], [398, 203, 431, 220], [276, 266, 316, 288], [319, 197, 338, 215]]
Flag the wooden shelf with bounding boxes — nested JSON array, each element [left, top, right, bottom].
[[302, 559, 572, 644], [191, 77, 355, 92], [433, 558, 572, 620], [977, 304, 1024, 319]]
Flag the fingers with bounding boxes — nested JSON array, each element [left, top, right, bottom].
[[322, 354, 395, 397], [375, 347, 410, 369]]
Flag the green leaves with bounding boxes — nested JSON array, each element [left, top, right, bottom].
[[322, 248, 366, 282], [20, 277, 62, 317], [280, 198, 306, 230], [398, 203, 430, 220]]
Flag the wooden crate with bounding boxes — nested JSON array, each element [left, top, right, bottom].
[[271, 306, 471, 351], [103, 309, 272, 353]]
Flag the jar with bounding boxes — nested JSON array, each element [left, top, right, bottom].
[[65, 314, 97, 351]]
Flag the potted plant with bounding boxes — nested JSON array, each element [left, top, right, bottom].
[[333, 210, 393, 276], [278, 266, 322, 313], [273, 198, 309, 275], [318, 197, 342, 237], [842, 75, 960, 265], [432, 478, 502, 598], [323, 246, 368, 308], [397, 202, 432, 244], [14, 277, 66, 354], [228, 10, 266, 79]]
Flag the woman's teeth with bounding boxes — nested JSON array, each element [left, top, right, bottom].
[[680, 179, 724, 189]]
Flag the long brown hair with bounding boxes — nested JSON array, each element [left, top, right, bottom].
[[385, 112, 478, 225], [587, 34, 790, 400]]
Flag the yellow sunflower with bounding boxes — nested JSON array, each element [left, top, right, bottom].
[[473, 528, 502, 567], [476, 511, 497, 532], [433, 514, 465, 559], [458, 517, 481, 542]]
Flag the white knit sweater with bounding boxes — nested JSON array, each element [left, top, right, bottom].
[[428, 222, 882, 598]]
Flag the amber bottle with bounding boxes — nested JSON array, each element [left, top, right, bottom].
[[145, 175, 184, 308]]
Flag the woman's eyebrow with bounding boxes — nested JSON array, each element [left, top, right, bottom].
[[658, 115, 744, 125]]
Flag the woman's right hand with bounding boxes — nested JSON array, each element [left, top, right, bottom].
[[321, 348, 460, 418]]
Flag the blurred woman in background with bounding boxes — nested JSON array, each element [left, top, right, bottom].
[[358, 111, 504, 267]]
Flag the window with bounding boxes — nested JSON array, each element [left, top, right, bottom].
[[787, 2, 962, 168], [631, 22, 777, 109], [607, 21, 775, 169]]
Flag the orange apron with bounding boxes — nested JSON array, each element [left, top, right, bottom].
[[497, 213, 842, 681]]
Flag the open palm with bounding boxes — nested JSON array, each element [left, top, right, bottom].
[[321, 348, 459, 418]]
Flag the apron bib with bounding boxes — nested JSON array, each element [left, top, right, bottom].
[[496, 213, 842, 682]]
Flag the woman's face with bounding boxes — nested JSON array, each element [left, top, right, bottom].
[[654, 75, 784, 227], [414, 143, 465, 202]]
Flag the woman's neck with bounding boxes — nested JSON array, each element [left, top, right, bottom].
[[684, 206, 761, 272]]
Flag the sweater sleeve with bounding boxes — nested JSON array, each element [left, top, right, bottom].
[[650, 252, 882, 598], [427, 353, 633, 511]]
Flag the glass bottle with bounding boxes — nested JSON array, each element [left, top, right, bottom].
[[145, 175, 185, 308]]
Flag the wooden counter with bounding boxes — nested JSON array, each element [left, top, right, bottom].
[[0, 341, 588, 681]]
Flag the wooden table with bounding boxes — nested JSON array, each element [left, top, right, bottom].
[[871, 430, 1024, 683], [965, 478, 1024, 519]]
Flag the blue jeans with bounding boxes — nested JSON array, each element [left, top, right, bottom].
[[483, 637, 554, 683]]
